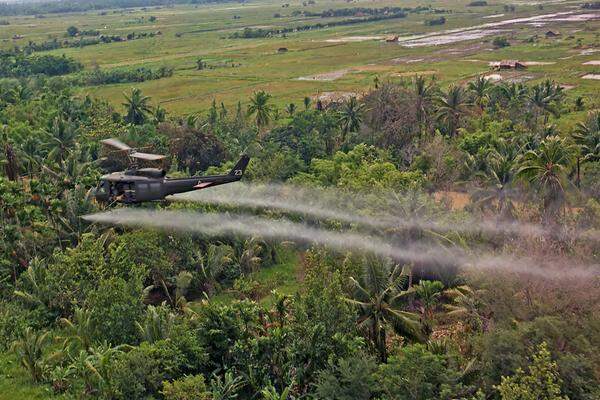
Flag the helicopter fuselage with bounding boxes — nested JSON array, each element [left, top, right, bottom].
[[94, 156, 249, 204]]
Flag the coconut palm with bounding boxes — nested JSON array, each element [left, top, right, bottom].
[[415, 280, 444, 322], [44, 117, 79, 163], [527, 81, 562, 126], [468, 75, 494, 110], [247, 91, 275, 129], [473, 143, 519, 219], [337, 96, 365, 143], [10, 327, 51, 382], [122, 88, 152, 125], [573, 111, 600, 162], [436, 85, 470, 137], [444, 285, 487, 332], [517, 136, 574, 223], [345, 258, 423, 362], [413, 75, 438, 127]]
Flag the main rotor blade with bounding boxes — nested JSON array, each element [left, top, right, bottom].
[[101, 138, 131, 151], [131, 151, 165, 161]]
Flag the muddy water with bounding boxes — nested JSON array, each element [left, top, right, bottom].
[[397, 11, 599, 47]]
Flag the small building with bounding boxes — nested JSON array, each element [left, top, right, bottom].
[[491, 60, 527, 70], [277, 47, 288, 53], [385, 35, 399, 43], [545, 30, 561, 38]]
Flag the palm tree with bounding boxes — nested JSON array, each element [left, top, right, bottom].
[[10, 327, 51, 382], [247, 91, 275, 130], [473, 143, 519, 219], [199, 243, 234, 290], [122, 88, 152, 125], [444, 285, 487, 332], [436, 85, 470, 137], [413, 75, 438, 127], [285, 103, 296, 117], [415, 280, 444, 323], [467, 75, 493, 110], [527, 81, 562, 126], [573, 111, 600, 162], [345, 258, 423, 362], [517, 136, 574, 223], [1, 127, 18, 181], [45, 117, 79, 163], [303, 96, 311, 110], [337, 96, 365, 143]]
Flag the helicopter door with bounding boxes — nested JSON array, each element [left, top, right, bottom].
[[113, 181, 136, 203]]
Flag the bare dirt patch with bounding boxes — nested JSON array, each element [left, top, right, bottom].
[[582, 74, 600, 80], [313, 91, 361, 104], [484, 74, 503, 81], [324, 36, 383, 43], [582, 60, 600, 65], [298, 69, 349, 81]]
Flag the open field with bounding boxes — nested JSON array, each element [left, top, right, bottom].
[[2, 0, 599, 114]]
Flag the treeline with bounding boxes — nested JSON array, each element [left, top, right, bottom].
[[20, 31, 159, 53], [0, 74, 599, 400], [0, 0, 243, 16], [230, 12, 408, 39], [0, 51, 82, 78], [62, 65, 174, 86]]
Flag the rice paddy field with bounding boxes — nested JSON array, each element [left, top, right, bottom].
[[1, 0, 599, 115]]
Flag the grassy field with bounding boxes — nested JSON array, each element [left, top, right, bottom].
[[0, 354, 65, 400], [2, 0, 599, 113]]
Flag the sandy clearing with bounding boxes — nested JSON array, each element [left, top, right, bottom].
[[521, 61, 556, 66], [484, 74, 503, 81], [298, 69, 349, 81], [582, 74, 600, 80], [314, 91, 361, 103], [580, 49, 600, 55], [560, 84, 576, 90], [324, 36, 383, 43], [483, 14, 505, 19], [583, 60, 600, 65]]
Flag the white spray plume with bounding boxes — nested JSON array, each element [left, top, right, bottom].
[[83, 209, 599, 279], [170, 183, 599, 241]]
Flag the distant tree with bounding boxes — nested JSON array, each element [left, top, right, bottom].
[[573, 111, 600, 162], [495, 342, 568, 400], [66, 25, 79, 37], [492, 36, 510, 48], [337, 96, 365, 143], [196, 58, 205, 70], [468, 75, 494, 110], [436, 85, 470, 137], [122, 88, 152, 125], [303, 96, 311, 110], [247, 91, 275, 129], [286, 102, 296, 117], [413, 75, 438, 127], [517, 136, 574, 223]]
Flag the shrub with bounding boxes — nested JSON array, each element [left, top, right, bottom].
[[162, 374, 210, 400], [85, 277, 144, 345], [492, 37, 510, 48]]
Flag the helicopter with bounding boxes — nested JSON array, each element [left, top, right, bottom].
[[93, 138, 249, 204]]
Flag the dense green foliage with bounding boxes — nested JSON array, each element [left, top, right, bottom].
[[0, 69, 598, 400]]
